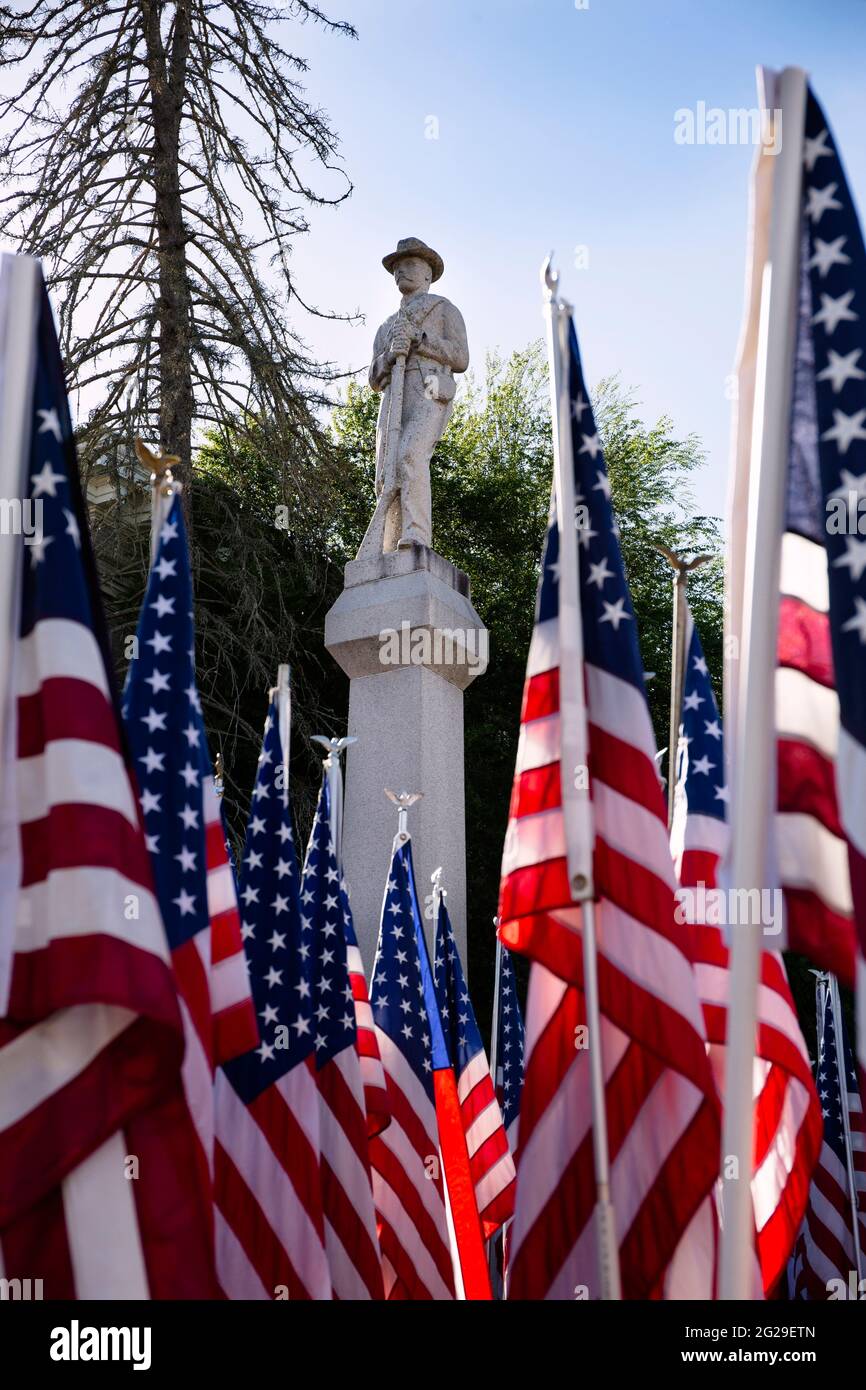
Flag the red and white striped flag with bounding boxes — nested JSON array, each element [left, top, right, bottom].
[[342, 888, 389, 1139], [0, 257, 215, 1298], [671, 604, 821, 1295], [369, 834, 456, 1300], [299, 774, 384, 1300], [204, 773, 261, 1062], [725, 74, 864, 1097], [433, 899, 516, 1238], [790, 981, 866, 1299], [123, 491, 258, 1199], [215, 701, 330, 1300], [498, 300, 721, 1300]]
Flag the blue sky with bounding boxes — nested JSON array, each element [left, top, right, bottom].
[[289, 0, 866, 519]]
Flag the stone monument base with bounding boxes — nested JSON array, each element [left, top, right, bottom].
[[324, 543, 487, 972]]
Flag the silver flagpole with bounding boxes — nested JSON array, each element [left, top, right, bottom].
[[653, 546, 712, 828], [311, 734, 357, 873], [489, 929, 504, 1091], [487, 925, 505, 1294], [542, 256, 620, 1300], [270, 664, 291, 811], [812, 970, 829, 1057], [0, 255, 40, 1015], [137, 438, 182, 570], [829, 973, 864, 1286]]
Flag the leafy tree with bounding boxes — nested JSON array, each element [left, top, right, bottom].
[[0, 0, 355, 494]]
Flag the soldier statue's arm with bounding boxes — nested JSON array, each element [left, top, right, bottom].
[[416, 301, 469, 375], [368, 320, 394, 392]]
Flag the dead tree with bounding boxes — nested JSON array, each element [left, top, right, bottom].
[[0, 1, 356, 496]]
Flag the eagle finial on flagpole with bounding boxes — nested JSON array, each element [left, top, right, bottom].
[[541, 252, 558, 301], [384, 788, 423, 843], [311, 734, 357, 871]]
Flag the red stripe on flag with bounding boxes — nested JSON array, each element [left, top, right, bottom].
[[784, 888, 855, 987], [19, 803, 154, 892], [777, 739, 843, 836], [0, 1186, 76, 1299], [433, 1068, 491, 1300], [17, 677, 121, 758], [522, 667, 559, 723], [4, 933, 178, 1026], [777, 596, 834, 686]]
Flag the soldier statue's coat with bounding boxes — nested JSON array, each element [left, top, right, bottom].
[[367, 240, 468, 553]]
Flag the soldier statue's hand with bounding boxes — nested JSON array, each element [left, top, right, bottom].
[[388, 321, 412, 362]]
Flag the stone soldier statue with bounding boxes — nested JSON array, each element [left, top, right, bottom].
[[363, 237, 469, 555]]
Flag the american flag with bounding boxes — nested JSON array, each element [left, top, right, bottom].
[[215, 701, 330, 1300], [730, 85, 866, 1096], [342, 882, 389, 1139], [123, 492, 257, 1187], [792, 90, 866, 1098], [791, 982, 865, 1298], [495, 945, 525, 1157], [498, 308, 721, 1299], [0, 263, 215, 1298], [299, 774, 383, 1299], [433, 901, 515, 1237], [670, 605, 821, 1294], [369, 834, 455, 1300]]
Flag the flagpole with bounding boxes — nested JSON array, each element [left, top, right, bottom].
[[542, 257, 620, 1301], [489, 929, 504, 1090], [487, 925, 505, 1294], [719, 65, 808, 1301], [270, 664, 291, 810], [138, 438, 181, 568], [0, 255, 41, 1014], [829, 973, 864, 1285], [427, 860, 466, 1300], [812, 969, 829, 1055], [653, 546, 712, 827], [311, 734, 357, 874]]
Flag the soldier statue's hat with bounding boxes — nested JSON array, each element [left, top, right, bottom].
[[382, 236, 444, 283]]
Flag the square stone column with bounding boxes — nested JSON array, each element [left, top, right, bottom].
[[324, 543, 487, 973]]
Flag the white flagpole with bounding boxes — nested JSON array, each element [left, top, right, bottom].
[[0, 254, 41, 1014], [487, 926, 505, 1293], [270, 664, 291, 810], [719, 65, 808, 1300], [813, 970, 829, 1055], [311, 734, 357, 874], [653, 547, 712, 829], [542, 258, 620, 1301], [829, 974, 864, 1286], [489, 929, 504, 1088], [139, 438, 182, 569]]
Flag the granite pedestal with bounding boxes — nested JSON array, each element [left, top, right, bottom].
[[324, 543, 487, 972]]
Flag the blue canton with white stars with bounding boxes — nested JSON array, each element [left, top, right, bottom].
[[222, 703, 311, 1101], [371, 839, 443, 1101], [298, 776, 357, 1067], [800, 90, 866, 751], [123, 494, 212, 950], [20, 289, 88, 640], [535, 320, 651, 701], [496, 946, 525, 1133], [815, 989, 862, 1169], [433, 900, 484, 1074], [676, 616, 728, 820]]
